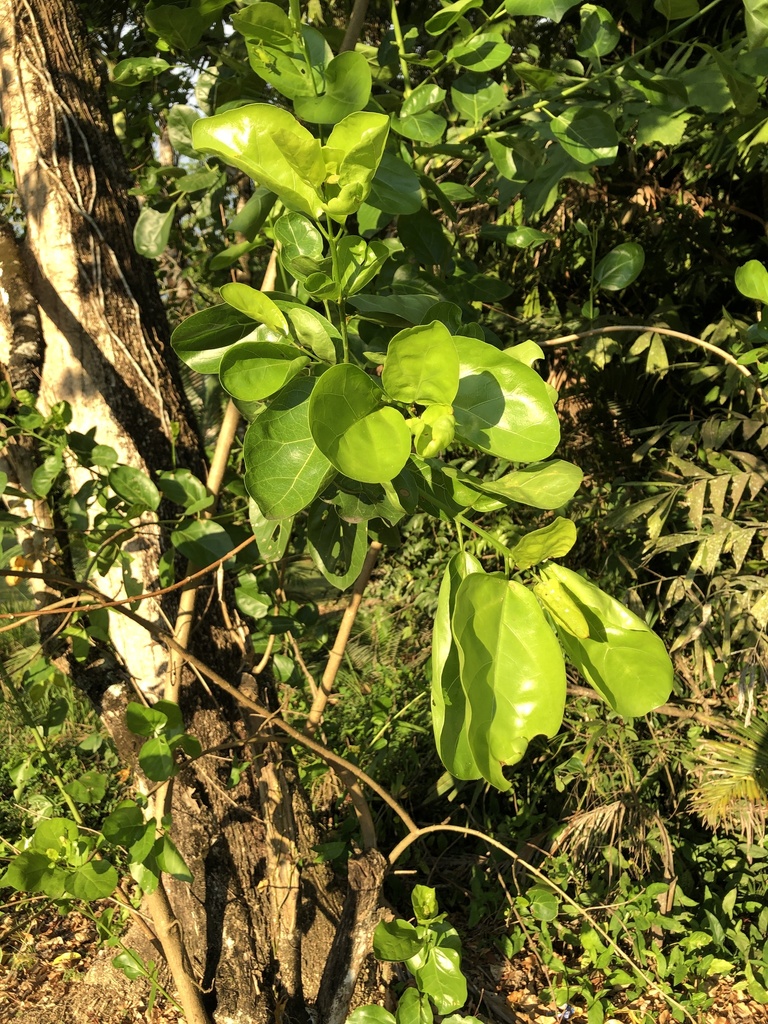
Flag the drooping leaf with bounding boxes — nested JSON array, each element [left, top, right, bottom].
[[219, 283, 289, 333], [307, 503, 368, 588], [451, 573, 567, 790], [367, 152, 423, 214], [373, 918, 424, 961], [432, 553, 484, 780], [409, 946, 467, 1014], [535, 563, 674, 717], [133, 204, 175, 259], [510, 517, 578, 569]]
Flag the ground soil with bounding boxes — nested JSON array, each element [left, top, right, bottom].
[[1, 901, 766, 1024]]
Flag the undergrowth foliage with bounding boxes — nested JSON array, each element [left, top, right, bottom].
[[2, 0, 768, 1021]]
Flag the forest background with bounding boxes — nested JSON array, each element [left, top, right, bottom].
[[1, 1, 768, 1024]]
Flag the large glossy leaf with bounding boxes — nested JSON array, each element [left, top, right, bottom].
[[396, 987, 433, 1024], [550, 106, 619, 165], [452, 73, 506, 124], [505, 0, 580, 20], [309, 364, 411, 484], [577, 4, 620, 61], [219, 342, 309, 401], [410, 947, 467, 1015], [594, 243, 645, 291], [307, 503, 367, 588], [192, 104, 325, 219], [744, 0, 768, 49], [432, 552, 483, 780], [382, 321, 460, 405], [410, 457, 479, 520], [426, 0, 483, 34], [295, 50, 371, 124], [172, 305, 258, 374], [452, 574, 567, 790], [449, 32, 512, 72], [242, 24, 329, 100], [219, 283, 288, 333], [347, 1008, 396, 1024], [244, 377, 333, 519], [535, 563, 673, 717], [452, 336, 560, 463], [474, 460, 583, 509]]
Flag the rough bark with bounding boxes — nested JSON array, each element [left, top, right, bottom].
[[0, 3, 391, 1021]]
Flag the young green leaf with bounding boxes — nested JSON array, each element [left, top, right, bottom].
[[219, 283, 289, 333], [735, 260, 768, 304], [294, 50, 372, 124], [373, 919, 424, 961], [510, 517, 577, 569], [218, 341, 310, 402], [536, 562, 674, 716], [595, 243, 645, 291], [171, 304, 259, 374]]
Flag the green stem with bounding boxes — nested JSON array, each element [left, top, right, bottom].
[[456, 514, 514, 560], [327, 223, 350, 362], [0, 661, 83, 825], [390, 0, 412, 97]]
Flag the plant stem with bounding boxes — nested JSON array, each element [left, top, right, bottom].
[[390, 0, 411, 97], [327, 223, 350, 361], [456, 514, 514, 560]]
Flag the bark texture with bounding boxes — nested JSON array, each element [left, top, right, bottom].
[[0, 3, 390, 1020]]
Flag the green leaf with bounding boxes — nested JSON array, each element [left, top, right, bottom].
[[536, 563, 674, 717], [452, 73, 506, 124], [367, 152, 423, 215], [432, 553, 484, 780], [108, 466, 161, 512], [192, 104, 325, 220], [476, 460, 582, 509], [511, 517, 577, 569], [346, 1008, 396, 1024], [102, 801, 146, 847], [654, 0, 699, 17], [157, 469, 212, 514], [594, 243, 645, 291], [167, 104, 201, 156], [139, 736, 176, 782], [449, 32, 512, 72], [410, 946, 467, 1015], [31, 817, 78, 853], [527, 885, 559, 921], [309, 364, 411, 484], [426, 0, 483, 34], [735, 260, 768, 304], [231, 1, 293, 45], [294, 50, 371, 124], [550, 106, 619, 165], [744, 0, 768, 48], [505, 0, 580, 20], [452, 335, 560, 463], [382, 321, 459, 405], [244, 376, 334, 519], [322, 112, 390, 220], [219, 283, 289, 333], [172, 304, 258, 374], [1, 851, 67, 898], [394, 110, 446, 145], [487, 136, 543, 185], [373, 918, 424, 961], [66, 859, 118, 900], [480, 225, 550, 249], [126, 701, 168, 737], [112, 57, 171, 86], [219, 341, 310, 402], [451, 574, 567, 790], [32, 454, 63, 497], [306, 503, 367, 589], [396, 987, 433, 1024], [64, 770, 108, 805], [133, 204, 175, 259], [171, 519, 237, 568], [226, 187, 276, 240], [577, 5, 620, 61], [248, 501, 293, 561], [155, 836, 193, 882], [411, 885, 440, 923]]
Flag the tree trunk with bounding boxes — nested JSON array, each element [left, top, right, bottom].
[[0, 3, 387, 1022]]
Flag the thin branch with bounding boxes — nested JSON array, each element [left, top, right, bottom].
[[340, 0, 370, 52], [542, 324, 767, 404], [388, 824, 696, 1024]]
